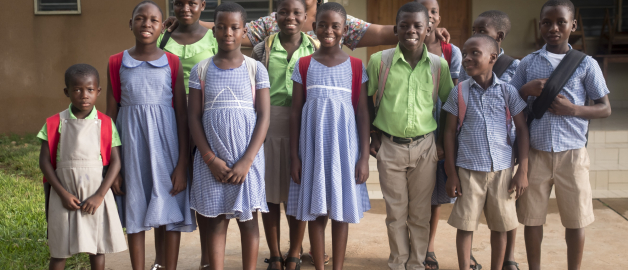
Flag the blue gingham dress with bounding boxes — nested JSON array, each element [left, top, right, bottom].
[[286, 58, 371, 224], [188, 59, 270, 221], [116, 51, 196, 234]]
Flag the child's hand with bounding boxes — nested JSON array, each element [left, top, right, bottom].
[[228, 160, 252, 185], [509, 169, 528, 199], [369, 136, 381, 157], [290, 157, 302, 184], [445, 174, 462, 198], [436, 144, 445, 160], [170, 165, 187, 196], [521, 78, 547, 98], [61, 192, 81, 211], [549, 94, 576, 116], [111, 173, 125, 196], [162, 16, 178, 33], [208, 157, 232, 183], [81, 194, 104, 215], [355, 158, 369, 184]]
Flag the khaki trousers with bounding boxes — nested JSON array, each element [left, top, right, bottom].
[[377, 133, 438, 270]]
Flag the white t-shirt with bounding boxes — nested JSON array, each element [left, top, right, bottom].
[[546, 51, 566, 69]]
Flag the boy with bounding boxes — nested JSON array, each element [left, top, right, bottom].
[[367, 2, 454, 270], [511, 1, 611, 269], [250, 0, 322, 268], [38, 64, 126, 270], [443, 35, 529, 270], [459, 10, 519, 84]]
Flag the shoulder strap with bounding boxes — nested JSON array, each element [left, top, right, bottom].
[[307, 35, 321, 51], [165, 52, 180, 107], [264, 34, 276, 68], [244, 55, 259, 108], [529, 49, 587, 125], [298, 55, 313, 102], [456, 80, 471, 133], [43, 113, 62, 183], [97, 111, 113, 166], [159, 31, 172, 50], [196, 56, 213, 113], [350, 56, 363, 112], [427, 52, 442, 111], [108, 52, 124, 104], [441, 41, 452, 66], [374, 48, 396, 115], [493, 54, 515, 78]]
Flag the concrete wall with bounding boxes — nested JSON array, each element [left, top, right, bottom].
[[330, 0, 369, 62], [0, 0, 165, 134]]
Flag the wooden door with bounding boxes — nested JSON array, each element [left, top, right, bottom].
[[366, 0, 471, 59]]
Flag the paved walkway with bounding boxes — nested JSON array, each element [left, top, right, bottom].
[[106, 199, 628, 269]]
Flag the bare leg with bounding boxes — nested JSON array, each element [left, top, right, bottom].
[[154, 226, 166, 266], [456, 230, 473, 270], [89, 254, 105, 270], [207, 215, 230, 270], [566, 228, 585, 270], [309, 216, 328, 270], [490, 231, 507, 270], [426, 205, 441, 269], [524, 225, 543, 270], [238, 213, 261, 270], [164, 230, 181, 270], [49, 258, 66, 270], [128, 231, 146, 270], [262, 202, 282, 269], [198, 212, 211, 267], [286, 216, 307, 270], [503, 228, 518, 270], [331, 220, 349, 270]]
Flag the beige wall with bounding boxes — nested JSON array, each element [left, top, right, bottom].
[[331, 0, 369, 62], [0, 0, 167, 134]]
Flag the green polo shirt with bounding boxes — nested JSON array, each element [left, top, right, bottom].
[[268, 32, 315, 107], [367, 44, 454, 138]]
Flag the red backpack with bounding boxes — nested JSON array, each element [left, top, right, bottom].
[[441, 41, 452, 67], [298, 56, 363, 112], [108, 51, 180, 106]]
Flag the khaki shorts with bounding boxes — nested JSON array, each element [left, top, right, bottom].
[[517, 147, 594, 229], [448, 167, 518, 232]]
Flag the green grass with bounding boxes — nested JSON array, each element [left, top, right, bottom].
[[0, 134, 89, 269]]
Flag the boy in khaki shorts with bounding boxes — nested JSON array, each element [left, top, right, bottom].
[[443, 35, 530, 270], [510, 1, 611, 269]]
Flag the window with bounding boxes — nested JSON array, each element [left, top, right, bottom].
[[167, 0, 276, 22], [34, 0, 80, 15]]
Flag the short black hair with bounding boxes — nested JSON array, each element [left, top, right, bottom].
[[396, 2, 429, 24], [214, 2, 247, 24], [478, 10, 511, 36], [316, 2, 347, 24], [65, 64, 99, 88], [132, 1, 163, 18], [540, 0, 575, 19], [468, 34, 499, 55], [276, 0, 306, 11]]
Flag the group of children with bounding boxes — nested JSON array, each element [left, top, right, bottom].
[[38, 0, 611, 270]]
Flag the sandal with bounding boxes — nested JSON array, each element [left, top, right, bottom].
[[503, 261, 520, 270], [199, 264, 210, 269], [264, 256, 284, 270], [470, 255, 482, 270], [150, 264, 165, 270], [308, 251, 330, 265], [284, 256, 302, 270], [424, 251, 439, 270]]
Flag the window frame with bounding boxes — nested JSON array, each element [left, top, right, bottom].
[[34, 0, 81, 15], [165, 0, 274, 22]]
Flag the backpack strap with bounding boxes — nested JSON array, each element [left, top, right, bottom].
[[298, 55, 313, 101], [493, 54, 515, 79], [159, 31, 172, 50], [97, 111, 113, 166], [350, 56, 363, 112], [43, 113, 61, 183], [373, 48, 396, 115], [244, 55, 259, 108], [264, 34, 277, 69], [456, 80, 471, 133], [528, 49, 587, 126], [196, 56, 213, 112], [441, 41, 452, 66], [165, 52, 180, 107], [306, 35, 321, 51], [108, 52, 124, 104], [427, 53, 442, 112]]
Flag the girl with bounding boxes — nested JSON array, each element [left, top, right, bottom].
[[106, 2, 194, 270], [286, 3, 370, 270], [187, 3, 270, 270]]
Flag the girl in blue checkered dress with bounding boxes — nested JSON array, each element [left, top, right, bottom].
[[284, 3, 371, 269]]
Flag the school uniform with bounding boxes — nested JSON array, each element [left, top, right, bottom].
[[37, 105, 127, 258], [443, 76, 527, 232], [366, 44, 453, 270], [459, 48, 520, 83], [251, 32, 317, 204], [510, 44, 609, 229]]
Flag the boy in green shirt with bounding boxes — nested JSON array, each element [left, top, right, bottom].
[[366, 2, 453, 270]]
